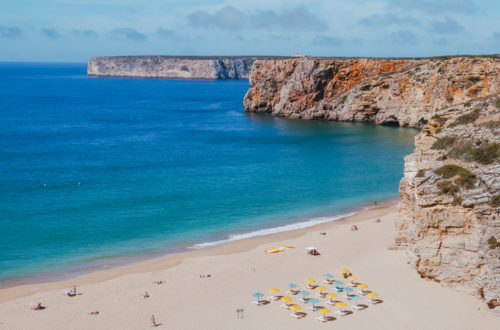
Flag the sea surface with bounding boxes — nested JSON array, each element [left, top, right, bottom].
[[0, 63, 419, 285]]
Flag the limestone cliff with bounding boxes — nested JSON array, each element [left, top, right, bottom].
[[396, 96, 500, 309], [88, 56, 270, 79], [244, 56, 500, 127], [244, 55, 500, 309]]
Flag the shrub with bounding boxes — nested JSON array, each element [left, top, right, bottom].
[[496, 98, 500, 108], [449, 109, 480, 127], [482, 120, 500, 130], [471, 143, 500, 165], [490, 194, 500, 208], [454, 172, 477, 189], [488, 236, 500, 249], [447, 142, 474, 162], [437, 180, 459, 195], [435, 165, 472, 179], [416, 169, 426, 177], [452, 196, 463, 205], [341, 95, 348, 104], [431, 136, 457, 150]]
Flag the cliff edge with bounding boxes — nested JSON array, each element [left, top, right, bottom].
[[244, 56, 500, 127], [88, 56, 268, 79]]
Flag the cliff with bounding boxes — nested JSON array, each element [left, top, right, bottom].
[[244, 56, 500, 127], [87, 56, 273, 79], [244, 56, 500, 309], [396, 95, 500, 309]]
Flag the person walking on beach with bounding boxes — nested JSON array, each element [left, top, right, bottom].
[[151, 314, 157, 327]]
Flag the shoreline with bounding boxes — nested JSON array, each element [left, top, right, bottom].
[[0, 198, 397, 292], [1, 200, 497, 329], [0, 200, 396, 303]]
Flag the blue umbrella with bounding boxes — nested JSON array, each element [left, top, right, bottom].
[[252, 292, 264, 302], [299, 291, 309, 296], [332, 281, 343, 286], [323, 273, 333, 279], [343, 287, 353, 297], [308, 298, 320, 309], [287, 283, 297, 289], [349, 295, 361, 301]]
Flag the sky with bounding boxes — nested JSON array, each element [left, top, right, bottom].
[[0, 0, 499, 62]]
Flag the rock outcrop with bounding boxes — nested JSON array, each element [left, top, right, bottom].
[[396, 96, 500, 310], [88, 56, 273, 79], [244, 56, 500, 127], [244, 55, 500, 309]]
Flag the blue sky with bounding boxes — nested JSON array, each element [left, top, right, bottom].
[[0, 0, 499, 62]]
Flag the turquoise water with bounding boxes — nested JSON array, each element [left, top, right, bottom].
[[0, 63, 418, 284]]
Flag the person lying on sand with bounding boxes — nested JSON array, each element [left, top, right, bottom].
[[30, 302, 43, 310], [375, 218, 381, 223], [143, 292, 150, 299], [320, 232, 327, 235], [351, 225, 359, 231], [89, 311, 99, 315], [153, 280, 165, 285]]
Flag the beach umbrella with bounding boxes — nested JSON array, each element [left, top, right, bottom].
[[343, 287, 353, 297], [308, 298, 320, 310], [269, 288, 280, 300], [326, 293, 337, 303], [299, 291, 309, 297], [316, 286, 327, 292], [289, 304, 302, 317], [305, 278, 316, 283], [281, 296, 293, 307], [323, 273, 333, 279], [252, 292, 264, 303], [318, 308, 331, 321], [287, 283, 297, 289], [367, 292, 378, 302], [340, 268, 350, 274], [335, 301, 347, 311], [332, 280, 343, 286], [348, 275, 358, 282], [349, 295, 361, 301], [357, 283, 368, 294]]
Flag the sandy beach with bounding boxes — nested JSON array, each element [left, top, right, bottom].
[[0, 202, 498, 330]]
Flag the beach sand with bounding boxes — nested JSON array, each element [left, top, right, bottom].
[[0, 203, 498, 329]]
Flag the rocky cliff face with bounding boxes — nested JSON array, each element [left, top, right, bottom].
[[88, 56, 262, 79], [396, 96, 500, 309], [244, 57, 500, 127], [244, 56, 500, 309]]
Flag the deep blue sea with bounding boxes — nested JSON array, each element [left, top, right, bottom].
[[0, 63, 418, 285]]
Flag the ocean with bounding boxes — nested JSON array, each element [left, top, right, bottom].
[[0, 62, 418, 285]]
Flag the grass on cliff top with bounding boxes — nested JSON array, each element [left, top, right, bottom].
[[431, 114, 448, 126], [431, 136, 457, 150], [449, 109, 481, 127], [496, 98, 500, 108]]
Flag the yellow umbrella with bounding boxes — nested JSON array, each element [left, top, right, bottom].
[[326, 292, 337, 303], [367, 292, 378, 299], [305, 278, 316, 283], [318, 308, 331, 321], [289, 304, 301, 311], [269, 288, 280, 293], [281, 296, 293, 307], [315, 286, 326, 291], [335, 301, 347, 308], [347, 275, 357, 281], [340, 268, 350, 274], [358, 283, 368, 289]]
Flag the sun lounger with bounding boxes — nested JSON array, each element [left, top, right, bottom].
[[298, 298, 308, 303], [281, 304, 290, 309], [323, 280, 333, 285], [335, 310, 349, 316], [316, 317, 328, 322], [251, 301, 265, 306], [333, 287, 343, 292], [307, 306, 319, 311], [325, 301, 336, 306], [316, 293, 326, 298], [288, 290, 299, 295], [351, 305, 367, 310], [357, 290, 367, 295], [291, 313, 304, 319]]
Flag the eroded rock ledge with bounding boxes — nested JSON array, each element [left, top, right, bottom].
[[88, 56, 281, 79], [244, 56, 500, 127]]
